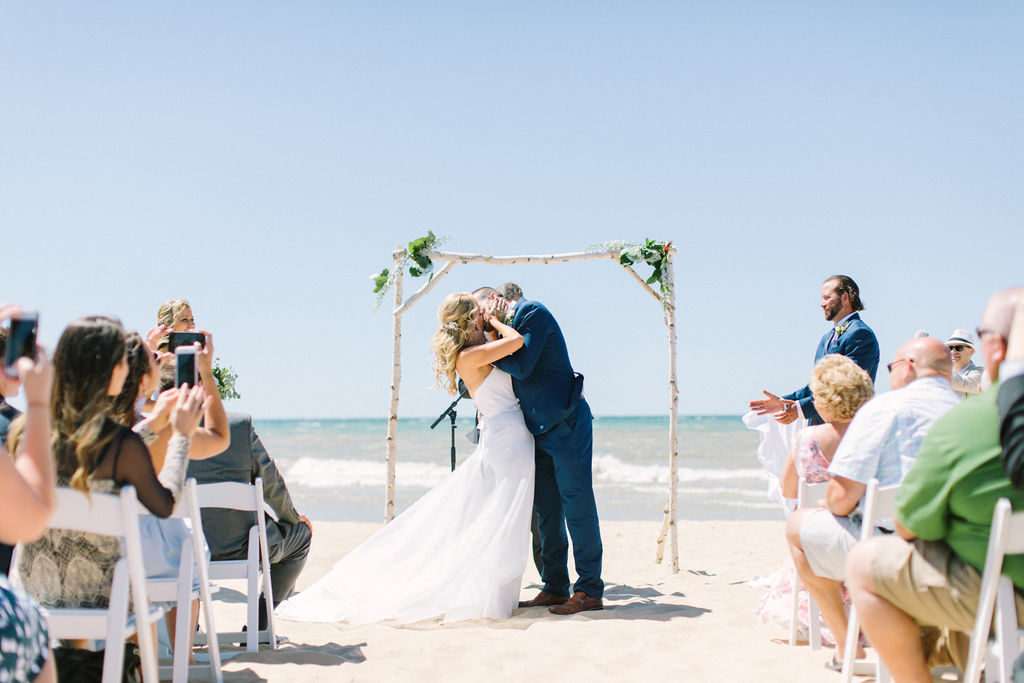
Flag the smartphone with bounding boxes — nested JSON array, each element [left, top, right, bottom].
[[167, 331, 206, 352], [175, 347, 198, 389], [4, 312, 39, 378]]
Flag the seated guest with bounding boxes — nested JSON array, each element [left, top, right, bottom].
[[0, 306, 56, 683], [187, 412, 312, 633], [110, 330, 226, 660], [14, 317, 206, 614], [779, 355, 875, 505], [947, 328, 984, 397], [758, 354, 874, 641], [786, 337, 960, 667], [846, 287, 1024, 680]]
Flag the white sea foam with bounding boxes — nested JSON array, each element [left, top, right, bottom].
[[285, 453, 769, 493]]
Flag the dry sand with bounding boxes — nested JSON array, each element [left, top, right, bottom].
[[206, 519, 856, 682]]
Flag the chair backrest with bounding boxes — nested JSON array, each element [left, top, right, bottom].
[[797, 478, 830, 508], [964, 499, 1024, 683], [858, 478, 901, 541], [48, 485, 159, 683], [194, 479, 263, 513]]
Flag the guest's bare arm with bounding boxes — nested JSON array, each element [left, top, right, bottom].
[[188, 331, 230, 459], [0, 349, 55, 543], [780, 443, 799, 500], [825, 476, 866, 517], [894, 519, 917, 540]]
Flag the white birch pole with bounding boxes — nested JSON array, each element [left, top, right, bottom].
[[430, 249, 619, 266], [664, 252, 680, 572], [385, 248, 404, 522]]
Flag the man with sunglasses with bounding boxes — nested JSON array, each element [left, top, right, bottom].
[[946, 329, 984, 398]]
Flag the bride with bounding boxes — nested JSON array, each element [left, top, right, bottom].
[[276, 292, 536, 624]]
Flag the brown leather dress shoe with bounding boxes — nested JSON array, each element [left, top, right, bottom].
[[548, 591, 603, 615], [518, 591, 569, 608]]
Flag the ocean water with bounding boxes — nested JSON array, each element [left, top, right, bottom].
[[254, 415, 780, 523]]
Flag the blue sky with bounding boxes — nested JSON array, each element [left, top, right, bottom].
[[2, 2, 1022, 419]]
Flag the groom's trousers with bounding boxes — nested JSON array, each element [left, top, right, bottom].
[[533, 398, 604, 599]]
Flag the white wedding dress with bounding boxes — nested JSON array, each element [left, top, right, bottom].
[[276, 367, 535, 625]]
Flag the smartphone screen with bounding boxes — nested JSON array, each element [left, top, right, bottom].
[[175, 347, 198, 389], [4, 312, 39, 378], [168, 332, 206, 352]]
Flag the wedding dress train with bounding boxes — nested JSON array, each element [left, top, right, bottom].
[[276, 368, 535, 625]]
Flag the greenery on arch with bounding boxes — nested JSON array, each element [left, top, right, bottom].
[[370, 231, 447, 309]]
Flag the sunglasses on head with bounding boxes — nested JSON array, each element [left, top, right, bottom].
[[948, 345, 970, 352]]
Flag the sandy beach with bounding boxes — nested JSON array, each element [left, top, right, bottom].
[[204, 519, 852, 682]]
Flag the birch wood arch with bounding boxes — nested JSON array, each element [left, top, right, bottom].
[[383, 244, 681, 572]]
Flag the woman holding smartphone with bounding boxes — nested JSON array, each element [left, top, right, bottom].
[[14, 317, 207, 615]]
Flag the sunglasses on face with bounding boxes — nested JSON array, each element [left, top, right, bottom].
[[948, 345, 970, 352]]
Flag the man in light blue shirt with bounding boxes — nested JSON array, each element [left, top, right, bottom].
[[785, 336, 960, 666]]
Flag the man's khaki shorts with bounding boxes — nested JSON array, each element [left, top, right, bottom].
[[868, 535, 1024, 633]]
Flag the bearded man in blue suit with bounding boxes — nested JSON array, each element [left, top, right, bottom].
[[474, 287, 604, 615], [750, 275, 880, 425]]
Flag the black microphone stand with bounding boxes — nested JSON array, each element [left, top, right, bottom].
[[430, 380, 470, 471]]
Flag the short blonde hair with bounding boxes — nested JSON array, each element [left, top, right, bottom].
[[430, 293, 479, 395], [810, 354, 874, 422]]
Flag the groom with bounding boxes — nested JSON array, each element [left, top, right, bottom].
[[473, 287, 604, 614]]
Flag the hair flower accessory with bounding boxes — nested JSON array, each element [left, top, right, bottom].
[[444, 321, 460, 332]]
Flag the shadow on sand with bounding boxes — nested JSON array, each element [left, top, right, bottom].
[[220, 641, 368, 677]]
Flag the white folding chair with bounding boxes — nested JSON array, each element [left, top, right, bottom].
[[790, 478, 830, 649], [40, 485, 164, 683], [139, 478, 223, 682], [193, 477, 277, 653], [841, 478, 898, 683], [964, 498, 1024, 683]]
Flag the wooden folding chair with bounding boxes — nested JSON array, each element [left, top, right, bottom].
[[140, 478, 223, 682], [790, 478, 829, 649], [193, 477, 277, 653], [840, 478, 898, 682], [39, 485, 164, 683], [964, 498, 1024, 683]]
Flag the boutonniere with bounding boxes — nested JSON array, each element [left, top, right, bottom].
[[835, 322, 850, 338], [504, 309, 515, 324]]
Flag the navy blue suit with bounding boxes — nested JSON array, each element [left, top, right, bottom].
[[493, 299, 603, 599], [783, 313, 879, 424]]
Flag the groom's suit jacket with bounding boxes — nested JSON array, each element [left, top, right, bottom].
[[493, 299, 584, 436], [783, 313, 879, 424]]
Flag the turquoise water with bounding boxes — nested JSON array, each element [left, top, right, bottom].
[[253, 415, 776, 523]]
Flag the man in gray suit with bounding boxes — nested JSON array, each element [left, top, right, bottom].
[[187, 411, 312, 630]]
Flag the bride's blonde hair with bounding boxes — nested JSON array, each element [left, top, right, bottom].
[[431, 292, 479, 395]]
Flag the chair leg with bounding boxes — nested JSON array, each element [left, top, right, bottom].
[[172, 542, 194, 683], [102, 564, 131, 683], [790, 579, 800, 645], [808, 594, 821, 650], [841, 605, 861, 683], [996, 577, 1019, 683], [247, 563, 259, 652]]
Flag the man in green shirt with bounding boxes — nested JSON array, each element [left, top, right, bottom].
[[846, 287, 1024, 682]]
